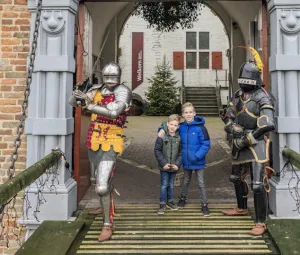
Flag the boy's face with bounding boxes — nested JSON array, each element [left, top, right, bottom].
[[182, 106, 196, 123], [167, 120, 179, 134]]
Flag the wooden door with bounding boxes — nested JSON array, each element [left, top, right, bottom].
[[74, 3, 93, 202]]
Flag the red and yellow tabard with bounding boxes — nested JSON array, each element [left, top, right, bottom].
[[86, 90, 128, 154]]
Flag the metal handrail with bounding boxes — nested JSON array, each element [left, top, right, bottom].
[[282, 147, 300, 170], [181, 70, 186, 104], [0, 150, 63, 207]]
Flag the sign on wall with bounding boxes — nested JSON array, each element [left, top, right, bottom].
[[132, 32, 144, 90]]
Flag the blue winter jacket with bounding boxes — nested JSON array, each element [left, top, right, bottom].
[[162, 116, 210, 170]]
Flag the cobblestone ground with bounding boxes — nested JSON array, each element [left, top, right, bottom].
[[80, 116, 245, 207]]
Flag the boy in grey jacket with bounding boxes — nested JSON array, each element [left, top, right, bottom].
[[154, 114, 182, 215]]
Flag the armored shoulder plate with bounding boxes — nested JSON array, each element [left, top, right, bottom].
[[87, 83, 104, 93], [113, 83, 132, 106], [253, 89, 275, 110]]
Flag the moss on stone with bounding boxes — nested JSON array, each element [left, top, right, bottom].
[[268, 219, 300, 255], [15, 221, 84, 255]]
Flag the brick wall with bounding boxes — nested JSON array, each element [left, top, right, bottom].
[[0, 0, 30, 253]]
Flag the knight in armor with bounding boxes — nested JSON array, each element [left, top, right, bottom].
[[69, 62, 132, 241], [220, 48, 275, 236]]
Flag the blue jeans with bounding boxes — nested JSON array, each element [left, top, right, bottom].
[[160, 170, 177, 204]]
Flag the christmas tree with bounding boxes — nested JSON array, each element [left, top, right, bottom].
[[145, 57, 179, 115]]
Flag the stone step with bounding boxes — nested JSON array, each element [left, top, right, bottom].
[[195, 109, 219, 114], [189, 96, 217, 99], [185, 87, 216, 91], [195, 106, 218, 110], [185, 89, 216, 93], [186, 92, 216, 96], [195, 113, 220, 116], [184, 87, 219, 116], [185, 89, 216, 92], [186, 95, 217, 99], [192, 101, 218, 106], [195, 104, 218, 107]]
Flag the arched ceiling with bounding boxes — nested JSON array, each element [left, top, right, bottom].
[[218, 1, 261, 44], [85, 1, 262, 52], [85, 2, 128, 52]]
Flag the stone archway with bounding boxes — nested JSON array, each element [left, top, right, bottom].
[[100, 1, 246, 94], [22, 0, 300, 238]]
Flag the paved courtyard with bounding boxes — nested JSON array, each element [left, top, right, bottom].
[[79, 116, 248, 208]]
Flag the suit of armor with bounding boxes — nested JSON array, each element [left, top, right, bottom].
[[221, 59, 275, 236], [69, 62, 132, 241]]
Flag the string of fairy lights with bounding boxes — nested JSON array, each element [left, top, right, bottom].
[[0, 151, 71, 248], [280, 162, 300, 214]]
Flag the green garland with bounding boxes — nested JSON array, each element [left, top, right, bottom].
[[134, 2, 205, 32]]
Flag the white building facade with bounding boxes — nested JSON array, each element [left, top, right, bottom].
[[119, 6, 230, 99]]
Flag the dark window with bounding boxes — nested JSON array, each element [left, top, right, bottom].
[[199, 32, 209, 49], [186, 52, 197, 69], [186, 32, 197, 50], [199, 52, 209, 69]]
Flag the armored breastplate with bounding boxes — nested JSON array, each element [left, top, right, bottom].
[[235, 93, 260, 130], [91, 89, 128, 126], [86, 90, 127, 153]]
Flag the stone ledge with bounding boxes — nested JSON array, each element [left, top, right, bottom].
[[267, 219, 300, 255], [32, 55, 75, 72], [276, 117, 300, 133], [25, 117, 74, 135], [270, 55, 300, 71], [15, 220, 84, 255]]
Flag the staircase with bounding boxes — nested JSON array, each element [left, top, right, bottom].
[[184, 87, 219, 116], [74, 204, 278, 254]]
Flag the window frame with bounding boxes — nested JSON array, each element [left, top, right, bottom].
[[186, 52, 197, 69], [185, 31, 211, 70], [199, 52, 210, 69], [186, 31, 197, 50], [198, 31, 210, 50]]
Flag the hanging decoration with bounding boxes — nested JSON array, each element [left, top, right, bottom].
[[134, 1, 205, 33]]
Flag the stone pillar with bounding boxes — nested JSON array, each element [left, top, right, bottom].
[[21, 0, 79, 238], [268, 0, 300, 219]]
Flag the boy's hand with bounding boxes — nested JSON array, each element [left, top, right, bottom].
[[171, 164, 178, 171], [163, 164, 171, 170], [158, 130, 165, 138]]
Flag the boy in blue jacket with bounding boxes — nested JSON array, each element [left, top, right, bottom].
[[159, 102, 211, 216]]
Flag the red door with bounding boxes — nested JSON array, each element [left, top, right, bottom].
[[74, 3, 91, 202]]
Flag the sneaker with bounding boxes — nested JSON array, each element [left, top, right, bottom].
[[201, 204, 211, 216], [177, 197, 187, 208], [166, 201, 178, 211], [157, 204, 166, 215]]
